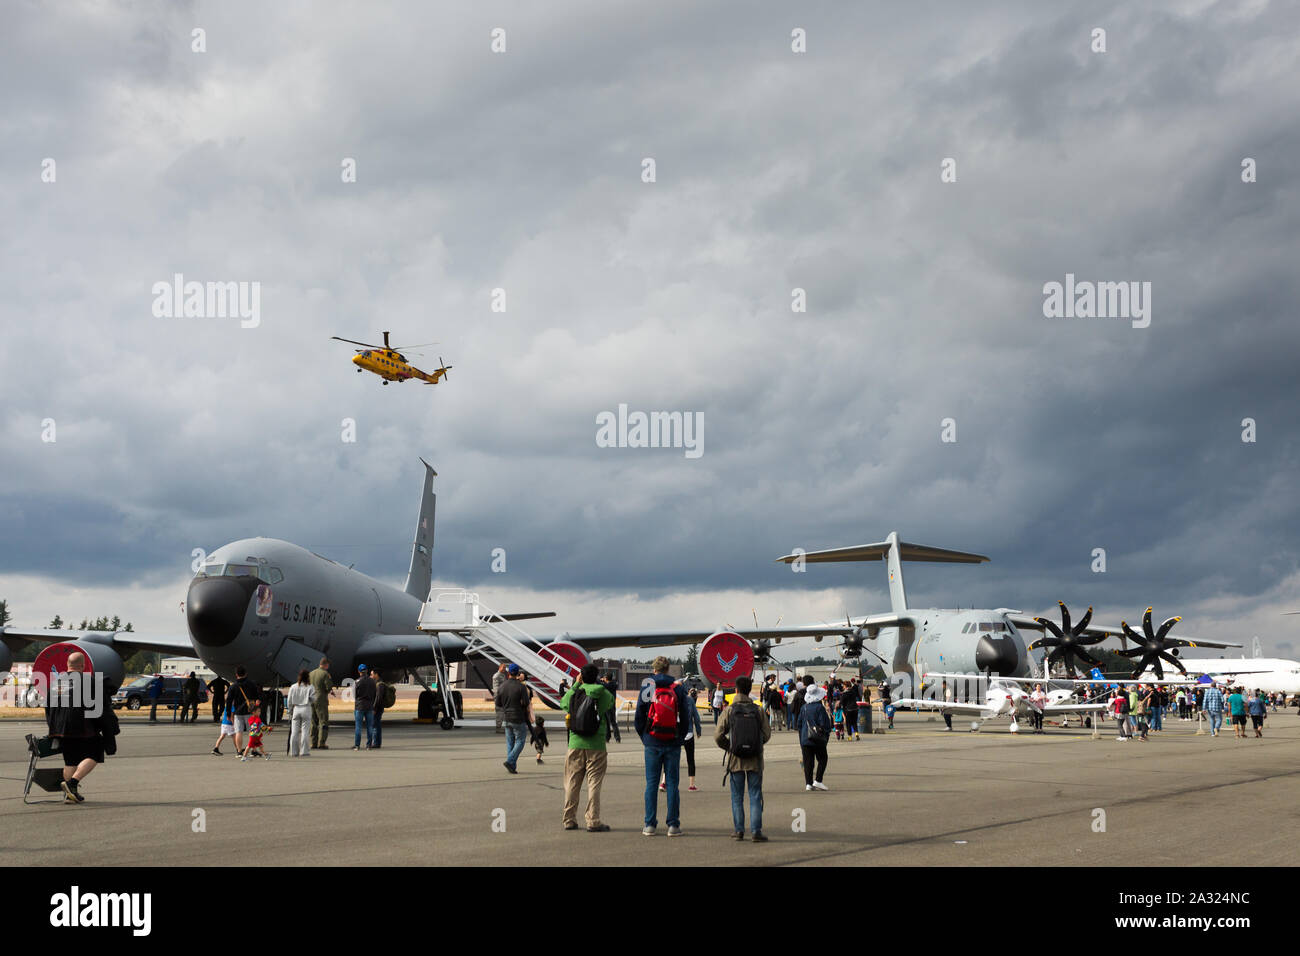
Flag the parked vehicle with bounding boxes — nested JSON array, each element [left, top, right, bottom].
[[112, 675, 208, 711]]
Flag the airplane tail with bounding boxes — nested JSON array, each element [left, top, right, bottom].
[[777, 531, 989, 614], [404, 460, 437, 599]]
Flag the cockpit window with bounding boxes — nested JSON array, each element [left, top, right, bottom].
[[268, 567, 283, 584], [225, 563, 259, 578]]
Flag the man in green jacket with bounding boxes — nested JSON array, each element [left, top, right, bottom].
[[308, 658, 334, 749], [558, 663, 617, 832]]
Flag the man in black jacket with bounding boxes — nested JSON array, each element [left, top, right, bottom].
[[46, 652, 115, 804], [182, 672, 201, 723], [495, 664, 531, 773], [353, 664, 377, 750], [227, 666, 261, 755], [206, 674, 229, 722]]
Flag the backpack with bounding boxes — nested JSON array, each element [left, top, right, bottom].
[[569, 686, 601, 737], [646, 683, 679, 741], [382, 684, 396, 709], [727, 701, 763, 758]]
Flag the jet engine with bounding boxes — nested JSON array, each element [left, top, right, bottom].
[[31, 640, 126, 703]]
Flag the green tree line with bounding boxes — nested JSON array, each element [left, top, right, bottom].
[[0, 600, 157, 672]]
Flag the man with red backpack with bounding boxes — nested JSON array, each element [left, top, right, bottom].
[[634, 656, 690, 837]]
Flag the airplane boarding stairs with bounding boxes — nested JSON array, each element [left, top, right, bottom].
[[416, 588, 581, 720]]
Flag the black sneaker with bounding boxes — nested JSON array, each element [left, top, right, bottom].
[[61, 780, 84, 804], [752, 831, 769, 843], [503, 762, 517, 774], [733, 830, 745, 841], [211, 748, 222, 756]]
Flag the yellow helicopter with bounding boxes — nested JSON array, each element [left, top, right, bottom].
[[331, 331, 452, 386]]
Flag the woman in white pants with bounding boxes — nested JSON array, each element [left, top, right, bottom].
[[287, 669, 316, 756]]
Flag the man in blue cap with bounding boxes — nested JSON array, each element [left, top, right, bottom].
[[353, 664, 377, 750], [495, 663, 532, 773]]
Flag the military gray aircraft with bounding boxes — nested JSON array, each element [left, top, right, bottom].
[[0, 466, 1240, 708], [769, 534, 1241, 698], [0, 461, 857, 703]]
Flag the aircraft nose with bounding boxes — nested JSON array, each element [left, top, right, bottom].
[[975, 635, 1019, 675], [186, 576, 259, 647]]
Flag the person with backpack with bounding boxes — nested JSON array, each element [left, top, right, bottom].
[[714, 674, 772, 842], [799, 684, 832, 791], [352, 664, 377, 751], [634, 656, 690, 836], [372, 670, 393, 749], [228, 665, 261, 756], [559, 663, 616, 831]]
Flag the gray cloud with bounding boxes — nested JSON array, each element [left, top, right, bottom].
[[2, 0, 1298, 653]]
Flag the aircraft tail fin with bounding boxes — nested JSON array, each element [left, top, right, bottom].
[[404, 460, 437, 599], [775, 532, 989, 615]]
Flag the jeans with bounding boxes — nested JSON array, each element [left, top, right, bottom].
[[354, 708, 374, 747], [504, 722, 528, 769], [729, 769, 763, 834], [1151, 705, 1163, 731], [1208, 710, 1223, 734], [373, 710, 384, 747], [643, 740, 681, 828]]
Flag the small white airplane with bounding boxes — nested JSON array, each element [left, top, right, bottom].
[[892, 672, 1193, 732], [892, 672, 1110, 732]]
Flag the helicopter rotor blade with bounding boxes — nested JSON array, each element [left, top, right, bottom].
[[331, 336, 383, 350]]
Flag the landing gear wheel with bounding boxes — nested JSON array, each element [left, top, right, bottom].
[[439, 716, 455, 730]]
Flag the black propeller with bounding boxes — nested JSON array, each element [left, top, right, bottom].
[[840, 614, 865, 658], [1117, 607, 1188, 679], [1027, 601, 1107, 676]]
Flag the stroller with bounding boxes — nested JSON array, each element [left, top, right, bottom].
[[23, 734, 66, 804]]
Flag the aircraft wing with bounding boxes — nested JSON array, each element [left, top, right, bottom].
[[0, 625, 196, 657], [1043, 702, 1110, 712], [1004, 614, 1241, 650], [560, 624, 858, 655], [892, 697, 993, 716]]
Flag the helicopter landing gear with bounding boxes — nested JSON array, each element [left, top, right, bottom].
[[381, 380, 389, 385]]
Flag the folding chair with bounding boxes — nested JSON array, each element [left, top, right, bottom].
[[23, 734, 66, 804]]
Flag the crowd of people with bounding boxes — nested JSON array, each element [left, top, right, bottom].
[[40, 654, 1292, 815], [534, 660, 869, 840], [1106, 682, 1278, 741]]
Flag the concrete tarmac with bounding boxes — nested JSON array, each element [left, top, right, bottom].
[[2, 710, 1296, 866]]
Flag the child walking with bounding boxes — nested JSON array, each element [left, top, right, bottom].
[[531, 715, 549, 764]]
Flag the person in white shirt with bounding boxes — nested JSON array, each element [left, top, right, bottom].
[[1029, 684, 1048, 734], [286, 669, 317, 756]]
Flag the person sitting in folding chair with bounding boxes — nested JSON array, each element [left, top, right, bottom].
[[46, 652, 117, 804]]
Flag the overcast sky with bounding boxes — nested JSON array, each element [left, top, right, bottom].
[[3, 0, 1298, 660]]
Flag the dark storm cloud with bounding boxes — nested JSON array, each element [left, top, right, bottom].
[[2, 0, 1298, 645]]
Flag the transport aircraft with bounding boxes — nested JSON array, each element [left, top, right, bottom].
[[0, 465, 1240, 708], [0, 462, 857, 701]]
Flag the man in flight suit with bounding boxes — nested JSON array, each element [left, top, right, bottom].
[[309, 658, 334, 750]]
